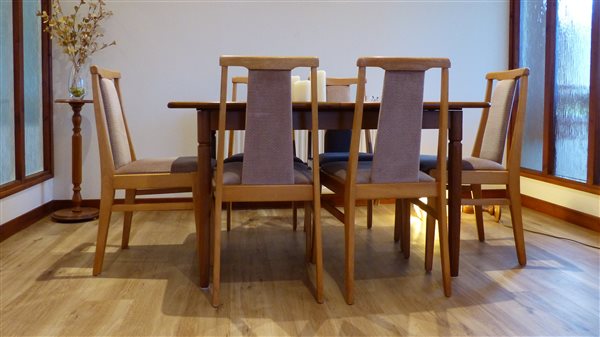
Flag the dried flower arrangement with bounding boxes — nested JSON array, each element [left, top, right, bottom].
[[38, 0, 116, 97]]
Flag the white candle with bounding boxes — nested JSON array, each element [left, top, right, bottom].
[[316, 70, 326, 102], [291, 75, 300, 85], [292, 80, 311, 102]]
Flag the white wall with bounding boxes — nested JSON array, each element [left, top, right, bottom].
[[51, 0, 509, 202], [0, 180, 53, 223], [521, 178, 600, 217]]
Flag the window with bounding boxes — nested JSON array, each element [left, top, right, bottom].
[[0, 0, 53, 198], [510, 0, 600, 193]]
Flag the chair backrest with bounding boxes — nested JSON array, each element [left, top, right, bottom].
[[324, 78, 358, 152], [217, 56, 319, 185], [231, 76, 248, 101], [228, 76, 248, 157], [90, 66, 136, 176], [326, 77, 357, 102], [350, 57, 450, 184], [471, 68, 530, 166]]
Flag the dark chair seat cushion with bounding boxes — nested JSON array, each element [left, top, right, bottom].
[[321, 161, 434, 184], [221, 161, 312, 185], [419, 154, 505, 173], [116, 156, 198, 174], [224, 153, 305, 164], [319, 152, 373, 165]]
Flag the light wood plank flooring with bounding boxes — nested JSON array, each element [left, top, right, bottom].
[[1, 205, 598, 336]]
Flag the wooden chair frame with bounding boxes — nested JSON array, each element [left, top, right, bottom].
[[427, 68, 530, 268], [90, 66, 201, 277], [322, 77, 377, 229], [321, 57, 452, 304], [211, 56, 323, 307], [224, 75, 304, 232]]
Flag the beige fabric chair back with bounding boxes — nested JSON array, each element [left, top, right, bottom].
[[349, 57, 450, 185], [243, 69, 294, 184], [326, 85, 352, 102], [370, 71, 425, 183], [472, 69, 529, 167], [216, 56, 320, 185], [478, 79, 516, 163], [90, 66, 135, 173]]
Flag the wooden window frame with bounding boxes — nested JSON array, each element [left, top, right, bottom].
[[0, 0, 53, 199], [510, 0, 600, 195]]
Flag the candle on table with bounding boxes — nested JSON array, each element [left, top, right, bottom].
[[292, 80, 311, 102], [316, 70, 326, 102]]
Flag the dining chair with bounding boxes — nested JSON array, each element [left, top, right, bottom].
[[89, 65, 201, 277], [319, 77, 377, 228], [224, 76, 246, 231], [223, 76, 306, 232], [320, 57, 452, 304], [211, 55, 323, 307], [421, 68, 529, 269]]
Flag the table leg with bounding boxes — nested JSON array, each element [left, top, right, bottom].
[[52, 101, 98, 222], [448, 110, 462, 277], [197, 109, 211, 288]]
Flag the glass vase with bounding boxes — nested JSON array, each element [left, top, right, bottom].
[[68, 64, 87, 99]]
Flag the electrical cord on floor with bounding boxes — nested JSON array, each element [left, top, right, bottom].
[[502, 224, 600, 250]]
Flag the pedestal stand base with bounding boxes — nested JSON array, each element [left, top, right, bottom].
[[52, 207, 99, 223]]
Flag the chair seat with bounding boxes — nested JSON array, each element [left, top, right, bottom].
[[419, 155, 505, 173], [321, 161, 434, 183], [224, 153, 305, 164], [319, 152, 373, 165], [221, 161, 312, 185], [115, 156, 197, 174]]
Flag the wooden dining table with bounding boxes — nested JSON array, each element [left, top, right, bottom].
[[168, 101, 489, 287]]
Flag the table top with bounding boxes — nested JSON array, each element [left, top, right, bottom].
[[168, 101, 490, 110]]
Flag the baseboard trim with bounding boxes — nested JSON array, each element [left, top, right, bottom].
[[0, 201, 55, 242], [2, 190, 597, 242], [520, 194, 599, 232]]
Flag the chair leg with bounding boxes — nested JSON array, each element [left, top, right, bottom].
[[293, 201, 298, 231], [471, 184, 485, 242], [436, 196, 452, 297], [121, 189, 136, 249], [209, 197, 215, 267], [313, 197, 324, 303], [343, 196, 356, 305], [393, 199, 402, 243], [211, 193, 223, 307], [93, 185, 115, 276], [367, 200, 373, 229], [192, 174, 208, 284], [396, 199, 410, 259], [304, 201, 313, 263], [424, 197, 436, 273], [226, 202, 232, 232], [507, 182, 527, 266]]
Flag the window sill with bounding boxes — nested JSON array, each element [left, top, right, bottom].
[[520, 168, 600, 195], [0, 172, 53, 199]]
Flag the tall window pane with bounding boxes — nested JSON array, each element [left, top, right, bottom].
[[1, 1, 16, 185], [553, 0, 592, 182], [519, 0, 546, 171], [23, 0, 44, 176]]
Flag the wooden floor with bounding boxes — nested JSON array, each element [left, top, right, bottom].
[[1, 205, 598, 336]]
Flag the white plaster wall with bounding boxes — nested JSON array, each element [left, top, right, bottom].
[[521, 177, 600, 217], [51, 0, 509, 202], [0, 179, 53, 223]]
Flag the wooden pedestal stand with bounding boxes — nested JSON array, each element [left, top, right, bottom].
[[52, 99, 99, 222]]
